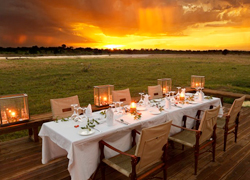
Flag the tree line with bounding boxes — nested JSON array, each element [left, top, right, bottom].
[[0, 44, 249, 56]]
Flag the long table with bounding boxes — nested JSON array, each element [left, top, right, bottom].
[[39, 97, 223, 180]]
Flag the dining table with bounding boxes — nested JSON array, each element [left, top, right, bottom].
[[39, 96, 223, 180]]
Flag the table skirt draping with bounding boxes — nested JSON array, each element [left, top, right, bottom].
[[39, 98, 222, 180]]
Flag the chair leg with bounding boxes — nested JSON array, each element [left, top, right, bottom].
[[223, 130, 228, 151], [194, 148, 199, 175], [235, 125, 238, 143], [163, 165, 167, 180], [100, 162, 106, 180]]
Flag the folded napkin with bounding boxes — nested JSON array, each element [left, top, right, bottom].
[[143, 94, 150, 105], [165, 98, 171, 109], [106, 108, 114, 126], [85, 104, 92, 117]]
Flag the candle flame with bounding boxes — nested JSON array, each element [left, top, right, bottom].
[[131, 102, 136, 108], [11, 112, 16, 117]]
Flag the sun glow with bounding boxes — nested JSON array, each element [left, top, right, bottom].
[[104, 45, 124, 50]]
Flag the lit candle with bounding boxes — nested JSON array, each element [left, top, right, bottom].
[[163, 88, 166, 94], [103, 96, 107, 104], [130, 102, 137, 113], [11, 112, 16, 118], [179, 93, 185, 101]]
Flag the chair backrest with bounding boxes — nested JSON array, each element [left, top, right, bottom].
[[135, 120, 172, 174], [227, 96, 245, 127], [50, 95, 80, 119], [198, 106, 220, 144], [112, 88, 131, 105], [148, 85, 163, 100]]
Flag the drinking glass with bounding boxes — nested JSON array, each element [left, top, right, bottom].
[[139, 93, 144, 104], [118, 102, 123, 113], [70, 104, 78, 121], [176, 87, 181, 96]]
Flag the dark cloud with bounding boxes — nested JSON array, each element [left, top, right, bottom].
[[0, 0, 249, 47]]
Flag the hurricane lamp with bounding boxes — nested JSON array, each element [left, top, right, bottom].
[[0, 94, 29, 126], [191, 75, 205, 88], [157, 78, 172, 94], [94, 85, 114, 107]]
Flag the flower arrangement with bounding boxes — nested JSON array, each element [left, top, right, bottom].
[[100, 110, 107, 118], [131, 111, 142, 120], [81, 118, 99, 130]]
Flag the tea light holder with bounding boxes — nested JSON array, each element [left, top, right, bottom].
[[130, 102, 137, 114], [0, 93, 29, 126], [179, 92, 185, 101], [94, 85, 114, 107], [157, 78, 172, 94], [191, 75, 205, 88]]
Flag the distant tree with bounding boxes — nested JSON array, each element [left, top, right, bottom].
[[61, 44, 67, 49], [222, 49, 229, 55]]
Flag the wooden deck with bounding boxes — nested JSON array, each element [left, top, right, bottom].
[[0, 103, 250, 180]]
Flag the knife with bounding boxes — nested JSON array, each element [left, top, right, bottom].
[[116, 119, 129, 125]]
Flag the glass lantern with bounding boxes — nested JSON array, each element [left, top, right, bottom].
[[0, 93, 29, 126], [191, 75, 205, 88], [94, 85, 114, 107], [157, 78, 172, 94]]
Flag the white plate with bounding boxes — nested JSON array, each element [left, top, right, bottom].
[[78, 129, 95, 136], [97, 119, 106, 124], [187, 101, 198, 104], [137, 107, 147, 111], [185, 93, 193, 97], [153, 99, 162, 102], [150, 111, 161, 115]]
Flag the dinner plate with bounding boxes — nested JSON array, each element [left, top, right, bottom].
[[150, 111, 161, 115], [137, 107, 147, 111], [187, 101, 198, 104], [153, 99, 162, 102], [78, 129, 95, 136]]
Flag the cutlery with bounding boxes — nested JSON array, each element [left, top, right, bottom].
[[90, 127, 102, 132], [173, 104, 182, 108], [116, 119, 129, 125]]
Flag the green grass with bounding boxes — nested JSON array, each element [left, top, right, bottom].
[[0, 54, 249, 141]]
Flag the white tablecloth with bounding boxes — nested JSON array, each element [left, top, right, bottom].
[[39, 98, 223, 180]]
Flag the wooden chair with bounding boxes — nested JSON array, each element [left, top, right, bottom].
[[217, 96, 245, 151], [50, 95, 80, 120], [169, 106, 220, 175], [112, 88, 131, 105], [148, 85, 163, 100], [97, 121, 172, 180]]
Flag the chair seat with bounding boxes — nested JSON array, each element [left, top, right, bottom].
[[169, 130, 196, 147], [217, 117, 226, 129], [103, 146, 163, 177]]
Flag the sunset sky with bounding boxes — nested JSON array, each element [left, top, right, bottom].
[[0, 0, 250, 50]]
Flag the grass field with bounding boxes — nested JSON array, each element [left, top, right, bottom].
[[0, 54, 249, 141]]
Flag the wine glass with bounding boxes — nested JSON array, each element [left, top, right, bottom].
[[118, 102, 123, 113], [139, 93, 144, 104], [70, 104, 78, 121], [176, 87, 181, 96], [109, 103, 115, 112]]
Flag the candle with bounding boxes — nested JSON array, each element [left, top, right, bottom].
[[163, 88, 166, 94], [103, 97, 107, 104], [130, 102, 137, 113], [11, 112, 16, 118], [179, 93, 185, 101]]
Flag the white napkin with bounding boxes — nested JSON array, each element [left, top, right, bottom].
[[143, 94, 150, 105], [106, 108, 114, 126], [198, 91, 204, 101], [165, 98, 171, 109], [85, 104, 92, 117]]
